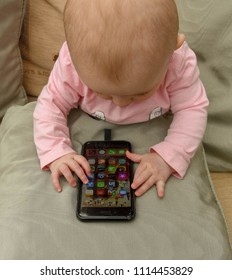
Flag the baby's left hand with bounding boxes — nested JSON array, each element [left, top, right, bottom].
[[126, 151, 174, 198]]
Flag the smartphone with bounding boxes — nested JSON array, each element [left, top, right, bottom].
[[76, 141, 135, 221]]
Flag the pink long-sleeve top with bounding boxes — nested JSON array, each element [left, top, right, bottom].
[[33, 41, 209, 178]]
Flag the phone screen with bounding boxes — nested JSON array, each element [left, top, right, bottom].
[[76, 141, 135, 220]]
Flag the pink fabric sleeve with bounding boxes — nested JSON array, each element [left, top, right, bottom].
[[150, 44, 209, 178], [33, 42, 84, 169]]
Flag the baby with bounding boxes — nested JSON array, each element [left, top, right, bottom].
[[33, 0, 208, 198]]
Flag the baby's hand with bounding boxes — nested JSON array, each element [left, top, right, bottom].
[[48, 152, 91, 192], [126, 151, 174, 198]]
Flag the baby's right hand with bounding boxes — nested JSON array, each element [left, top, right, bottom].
[[48, 152, 91, 192]]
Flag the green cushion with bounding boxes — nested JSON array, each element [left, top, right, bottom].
[[0, 103, 231, 259], [0, 0, 27, 121], [176, 0, 232, 171]]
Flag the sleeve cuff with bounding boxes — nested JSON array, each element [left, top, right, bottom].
[[150, 141, 190, 179], [40, 147, 76, 170]]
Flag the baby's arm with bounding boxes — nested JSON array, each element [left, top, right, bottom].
[[33, 42, 88, 191], [128, 43, 208, 198], [151, 43, 209, 179]]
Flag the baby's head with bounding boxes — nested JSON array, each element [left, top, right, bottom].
[[64, 0, 182, 106]]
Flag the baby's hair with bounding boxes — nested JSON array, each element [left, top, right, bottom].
[[64, 0, 179, 84]]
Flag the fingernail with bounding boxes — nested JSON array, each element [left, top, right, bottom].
[[158, 192, 164, 199], [135, 191, 141, 197]]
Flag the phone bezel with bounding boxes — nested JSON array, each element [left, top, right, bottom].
[[76, 140, 135, 221]]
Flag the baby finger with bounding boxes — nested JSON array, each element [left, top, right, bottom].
[[59, 163, 77, 187], [156, 180, 165, 198], [134, 175, 157, 196], [51, 169, 62, 192], [73, 155, 91, 176]]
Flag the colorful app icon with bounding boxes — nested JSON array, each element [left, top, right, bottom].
[[97, 165, 106, 172], [97, 173, 105, 179], [118, 181, 127, 188], [90, 166, 95, 172], [85, 189, 94, 197], [118, 158, 126, 165], [117, 172, 128, 180], [118, 149, 126, 155], [118, 165, 127, 172], [88, 158, 96, 165], [108, 189, 116, 197], [96, 189, 106, 196], [97, 181, 106, 188], [86, 181, 95, 188], [98, 158, 106, 165], [98, 149, 106, 155], [119, 189, 127, 197], [108, 157, 117, 165], [108, 166, 117, 173], [107, 149, 116, 155], [108, 180, 116, 188]]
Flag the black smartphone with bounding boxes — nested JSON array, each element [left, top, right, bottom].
[[76, 141, 135, 221]]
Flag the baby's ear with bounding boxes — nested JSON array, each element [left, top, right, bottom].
[[175, 33, 185, 49]]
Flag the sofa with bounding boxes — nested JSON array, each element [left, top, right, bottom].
[[0, 0, 231, 259]]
